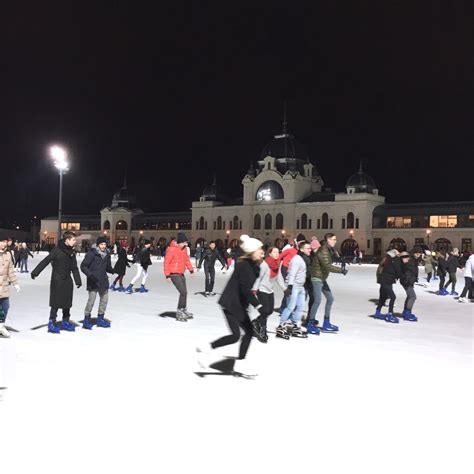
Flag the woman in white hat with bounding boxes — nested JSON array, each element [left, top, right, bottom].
[[197, 235, 265, 370]]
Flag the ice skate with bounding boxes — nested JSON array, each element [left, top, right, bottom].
[[385, 313, 399, 323], [139, 284, 149, 293], [285, 321, 308, 338], [0, 323, 11, 338], [196, 344, 214, 369], [109, 284, 117, 291], [82, 317, 94, 330], [374, 309, 385, 320], [48, 320, 60, 334], [321, 320, 339, 332], [97, 314, 111, 328], [182, 308, 194, 319], [60, 320, 76, 332], [458, 297, 467, 303], [125, 284, 133, 294], [402, 310, 417, 322], [275, 324, 290, 340], [306, 320, 320, 335], [251, 317, 267, 343], [176, 309, 188, 322], [450, 290, 458, 296]]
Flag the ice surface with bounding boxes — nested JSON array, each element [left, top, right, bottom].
[[1, 253, 472, 473]]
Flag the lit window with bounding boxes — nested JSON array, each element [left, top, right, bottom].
[[429, 215, 457, 228]]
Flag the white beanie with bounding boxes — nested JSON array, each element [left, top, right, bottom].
[[240, 234, 263, 254], [424, 249, 431, 255]]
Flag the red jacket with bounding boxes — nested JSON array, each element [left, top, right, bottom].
[[281, 247, 297, 269], [164, 243, 194, 277]]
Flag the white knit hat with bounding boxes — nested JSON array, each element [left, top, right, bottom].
[[240, 234, 263, 253]]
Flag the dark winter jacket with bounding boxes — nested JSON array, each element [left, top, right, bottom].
[[218, 258, 261, 318], [18, 247, 34, 260], [198, 248, 227, 269], [437, 256, 448, 277], [135, 246, 153, 270], [401, 256, 419, 287], [114, 246, 132, 276], [379, 255, 403, 285], [446, 255, 461, 274], [310, 242, 343, 281], [31, 240, 82, 309], [80, 247, 115, 292]]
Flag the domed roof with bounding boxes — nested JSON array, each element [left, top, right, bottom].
[[201, 177, 225, 201], [260, 133, 309, 162], [346, 164, 376, 193], [111, 184, 137, 209]]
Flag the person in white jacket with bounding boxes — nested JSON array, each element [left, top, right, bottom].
[[458, 254, 474, 303]]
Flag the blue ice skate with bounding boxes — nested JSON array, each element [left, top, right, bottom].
[[125, 284, 133, 294], [139, 284, 149, 293], [97, 314, 111, 328], [385, 313, 399, 324], [306, 320, 320, 335], [402, 310, 417, 322], [82, 317, 94, 330], [374, 309, 385, 320], [321, 320, 339, 332], [61, 320, 76, 332], [47, 320, 60, 334]]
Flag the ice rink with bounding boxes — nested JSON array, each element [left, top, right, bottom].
[[1, 253, 472, 473]]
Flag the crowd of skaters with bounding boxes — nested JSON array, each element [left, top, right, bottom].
[[0, 230, 473, 373]]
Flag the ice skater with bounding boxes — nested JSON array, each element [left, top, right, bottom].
[[0, 234, 20, 338], [399, 248, 423, 321], [458, 253, 474, 303], [18, 242, 34, 273], [307, 233, 347, 334], [80, 237, 115, 329], [126, 240, 152, 294], [374, 249, 402, 323], [444, 248, 462, 295], [197, 235, 265, 372], [31, 231, 82, 333], [197, 241, 228, 296], [422, 250, 434, 287], [111, 243, 132, 291], [164, 232, 194, 321], [436, 251, 448, 295]]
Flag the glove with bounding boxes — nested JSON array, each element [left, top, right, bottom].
[[31, 274, 36, 280], [76, 284, 82, 289], [14, 284, 20, 292], [342, 269, 348, 276], [284, 285, 293, 297]]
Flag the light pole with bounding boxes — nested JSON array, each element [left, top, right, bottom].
[[225, 230, 230, 248], [49, 145, 69, 243], [426, 229, 431, 248]]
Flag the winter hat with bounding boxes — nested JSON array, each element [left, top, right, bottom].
[[424, 249, 431, 255], [239, 234, 263, 254], [96, 236, 108, 245], [387, 249, 399, 258], [310, 237, 321, 250], [177, 232, 188, 244], [399, 251, 410, 258]]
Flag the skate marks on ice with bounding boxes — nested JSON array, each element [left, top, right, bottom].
[[194, 358, 257, 380], [2, 325, 19, 334]]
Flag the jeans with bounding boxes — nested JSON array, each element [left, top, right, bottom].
[[280, 285, 306, 325], [204, 265, 216, 292], [0, 298, 10, 323], [403, 286, 417, 311], [170, 274, 187, 309], [377, 283, 396, 313], [211, 309, 253, 360], [85, 290, 109, 316], [309, 279, 334, 322], [20, 258, 28, 272]]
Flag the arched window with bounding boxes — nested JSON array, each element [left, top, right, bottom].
[[255, 181, 284, 201], [347, 212, 355, 229], [199, 217, 205, 230], [217, 216, 222, 230], [264, 214, 272, 230], [389, 238, 407, 252], [276, 213, 284, 229], [233, 216, 239, 230], [254, 214, 261, 230], [103, 220, 111, 230], [321, 213, 328, 229], [434, 238, 451, 252], [115, 220, 128, 230], [301, 213, 308, 229]]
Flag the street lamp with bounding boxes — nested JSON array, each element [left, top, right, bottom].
[[349, 229, 354, 238], [49, 145, 69, 243]]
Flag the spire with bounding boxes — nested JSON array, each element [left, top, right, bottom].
[[282, 100, 288, 134], [359, 160, 363, 173], [123, 164, 128, 189], [212, 173, 216, 186]]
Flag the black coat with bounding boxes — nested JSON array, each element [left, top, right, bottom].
[[80, 248, 114, 292], [218, 258, 260, 318], [198, 248, 227, 269], [401, 256, 419, 287], [31, 240, 82, 309], [437, 257, 448, 277], [136, 247, 152, 270], [446, 255, 461, 273], [379, 256, 403, 285], [114, 246, 132, 276], [18, 247, 34, 259]]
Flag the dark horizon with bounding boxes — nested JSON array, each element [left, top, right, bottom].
[[1, 2, 473, 229]]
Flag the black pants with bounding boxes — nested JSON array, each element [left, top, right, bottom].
[[444, 272, 457, 291], [256, 291, 274, 330], [50, 307, 71, 321], [377, 283, 396, 313], [305, 279, 314, 320], [170, 274, 187, 309], [113, 274, 124, 286], [426, 272, 432, 283], [279, 266, 289, 310], [438, 274, 446, 292], [211, 309, 253, 360], [204, 265, 216, 292], [460, 277, 472, 298]]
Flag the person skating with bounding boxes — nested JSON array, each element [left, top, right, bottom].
[[444, 248, 462, 295], [399, 248, 423, 321], [278, 241, 312, 338], [31, 231, 82, 333], [278, 241, 298, 313], [126, 240, 152, 294], [374, 248, 402, 323], [0, 234, 20, 338], [18, 242, 34, 273], [197, 235, 265, 371], [307, 233, 347, 333], [436, 251, 448, 295], [80, 237, 115, 329], [197, 241, 228, 296], [431, 251, 439, 280], [422, 250, 434, 287], [251, 246, 280, 342], [164, 232, 194, 321], [457, 253, 473, 303], [111, 243, 132, 291]]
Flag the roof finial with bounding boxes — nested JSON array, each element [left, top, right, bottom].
[[212, 173, 216, 186], [282, 100, 288, 134], [359, 160, 363, 173]]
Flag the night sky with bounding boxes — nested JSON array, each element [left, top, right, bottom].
[[1, 2, 472, 229]]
